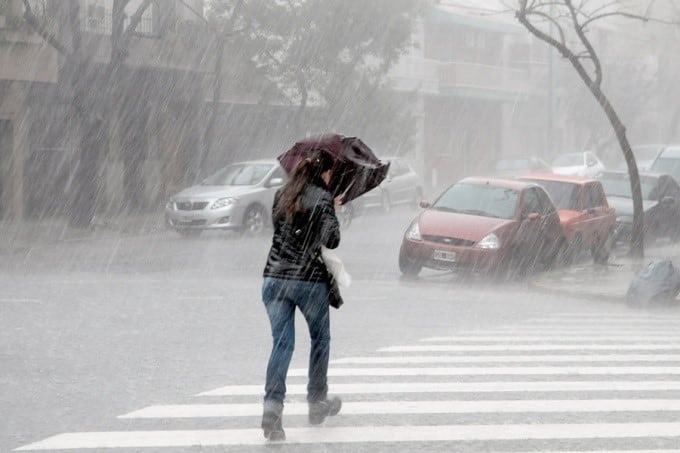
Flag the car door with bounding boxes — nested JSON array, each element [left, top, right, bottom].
[[655, 176, 680, 238], [581, 182, 613, 245], [515, 188, 550, 256]]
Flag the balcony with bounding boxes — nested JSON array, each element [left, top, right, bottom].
[[438, 61, 546, 97], [390, 56, 549, 99], [0, 13, 58, 83]]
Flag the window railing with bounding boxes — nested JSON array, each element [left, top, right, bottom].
[[81, 8, 155, 36]]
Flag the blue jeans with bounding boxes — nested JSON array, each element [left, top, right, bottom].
[[262, 277, 331, 406]]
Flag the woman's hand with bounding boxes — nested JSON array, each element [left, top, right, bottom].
[[333, 196, 344, 211]]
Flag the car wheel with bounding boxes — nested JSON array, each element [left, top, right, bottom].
[[380, 191, 391, 213], [242, 205, 266, 236], [398, 245, 421, 277], [411, 188, 423, 210], [504, 245, 530, 280], [591, 230, 613, 264], [563, 234, 583, 265], [177, 229, 202, 238]]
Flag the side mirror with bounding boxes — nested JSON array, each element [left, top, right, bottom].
[[419, 200, 431, 209], [268, 177, 284, 188]]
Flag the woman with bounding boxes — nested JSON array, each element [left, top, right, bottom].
[[261, 148, 343, 441]]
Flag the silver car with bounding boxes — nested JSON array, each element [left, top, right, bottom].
[[165, 159, 286, 237], [360, 156, 423, 212]]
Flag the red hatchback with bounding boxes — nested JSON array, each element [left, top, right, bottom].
[[398, 177, 565, 278], [519, 173, 616, 264]]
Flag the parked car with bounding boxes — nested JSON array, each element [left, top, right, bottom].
[[359, 156, 423, 212], [518, 173, 616, 264], [552, 151, 605, 178], [165, 159, 286, 237], [493, 155, 551, 176], [398, 177, 565, 278], [597, 170, 680, 245], [649, 145, 680, 183], [614, 144, 665, 171]]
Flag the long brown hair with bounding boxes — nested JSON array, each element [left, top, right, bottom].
[[277, 148, 334, 222]]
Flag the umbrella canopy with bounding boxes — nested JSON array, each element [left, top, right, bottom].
[[278, 134, 390, 203]]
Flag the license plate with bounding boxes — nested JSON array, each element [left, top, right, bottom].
[[434, 250, 456, 262]]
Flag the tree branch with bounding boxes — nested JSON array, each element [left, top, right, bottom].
[[565, 0, 602, 86], [22, 0, 69, 55]]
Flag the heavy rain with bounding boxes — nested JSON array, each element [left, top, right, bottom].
[[2, 0, 680, 451]]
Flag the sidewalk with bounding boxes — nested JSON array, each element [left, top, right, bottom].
[[0, 211, 165, 254], [530, 243, 680, 303]]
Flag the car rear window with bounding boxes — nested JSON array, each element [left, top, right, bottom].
[[650, 157, 680, 182], [599, 174, 658, 200], [433, 183, 518, 220], [524, 180, 579, 210]]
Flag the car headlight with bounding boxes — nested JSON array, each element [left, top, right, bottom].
[[166, 200, 176, 210], [406, 221, 422, 241], [475, 233, 501, 250], [211, 197, 237, 209]]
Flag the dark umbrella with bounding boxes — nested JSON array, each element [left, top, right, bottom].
[[277, 134, 390, 203]]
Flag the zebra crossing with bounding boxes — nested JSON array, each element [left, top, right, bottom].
[[16, 311, 680, 451]]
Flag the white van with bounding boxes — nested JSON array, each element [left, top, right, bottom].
[[650, 145, 680, 183]]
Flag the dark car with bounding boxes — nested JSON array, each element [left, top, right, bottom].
[[398, 177, 565, 278], [518, 173, 616, 264], [597, 170, 680, 245]]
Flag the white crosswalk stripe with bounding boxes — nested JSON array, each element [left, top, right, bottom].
[[16, 310, 680, 451]]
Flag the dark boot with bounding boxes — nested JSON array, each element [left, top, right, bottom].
[[308, 396, 342, 425], [261, 402, 285, 441]]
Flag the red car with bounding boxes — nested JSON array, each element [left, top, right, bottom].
[[398, 177, 565, 278], [519, 173, 616, 264]]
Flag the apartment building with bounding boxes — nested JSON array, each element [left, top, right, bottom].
[[389, 1, 552, 193], [0, 0, 209, 221]]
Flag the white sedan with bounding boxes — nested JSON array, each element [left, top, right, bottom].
[[552, 151, 605, 178]]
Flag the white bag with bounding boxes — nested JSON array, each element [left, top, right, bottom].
[[321, 246, 352, 287]]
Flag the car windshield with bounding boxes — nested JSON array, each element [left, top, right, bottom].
[[650, 157, 680, 181], [599, 174, 658, 200], [525, 180, 580, 210], [553, 153, 583, 167], [633, 145, 661, 161], [432, 183, 518, 219], [202, 163, 273, 186]]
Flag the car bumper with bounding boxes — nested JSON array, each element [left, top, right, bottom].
[[400, 238, 504, 273], [164, 205, 244, 231]]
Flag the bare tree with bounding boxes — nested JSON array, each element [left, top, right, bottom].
[[22, 0, 153, 226], [509, 0, 676, 258]]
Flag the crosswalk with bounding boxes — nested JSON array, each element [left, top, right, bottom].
[[16, 311, 680, 451]]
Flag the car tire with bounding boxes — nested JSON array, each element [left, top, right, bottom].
[[398, 245, 421, 277], [177, 229, 202, 238], [564, 234, 583, 265], [591, 230, 613, 264], [504, 245, 530, 280], [380, 191, 391, 214], [242, 205, 266, 237]]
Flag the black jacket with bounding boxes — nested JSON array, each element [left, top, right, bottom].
[[263, 180, 340, 282]]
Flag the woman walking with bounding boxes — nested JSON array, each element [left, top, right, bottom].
[[261, 148, 343, 441]]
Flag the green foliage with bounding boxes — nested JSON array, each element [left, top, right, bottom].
[[206, 0, 423, 150]]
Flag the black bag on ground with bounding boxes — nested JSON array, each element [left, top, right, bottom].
[[626, 259, 680, 307]]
